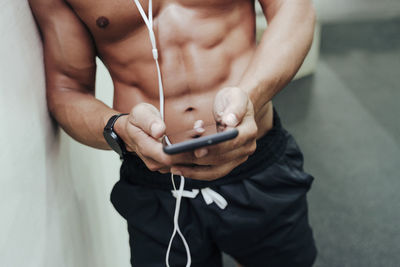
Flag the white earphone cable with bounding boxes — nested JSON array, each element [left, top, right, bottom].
[[132, 0, 165, 120], [131, 1, 191, 266], [166, 175, 192, 267]]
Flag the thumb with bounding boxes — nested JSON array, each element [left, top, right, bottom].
[[213, 87, 248, 127], [130, 103, 166, 139]]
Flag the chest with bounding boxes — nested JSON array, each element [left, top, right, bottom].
[[65, 0, 239, 43]]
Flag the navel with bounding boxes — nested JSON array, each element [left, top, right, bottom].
[[96, 16, 109, 28]]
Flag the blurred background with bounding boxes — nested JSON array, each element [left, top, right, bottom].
[[1, 0, 399, 266]]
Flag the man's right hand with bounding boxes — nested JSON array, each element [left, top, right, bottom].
[[114, 103, 191, 174]]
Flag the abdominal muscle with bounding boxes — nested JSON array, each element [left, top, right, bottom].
[[98, 0, 272, 141]]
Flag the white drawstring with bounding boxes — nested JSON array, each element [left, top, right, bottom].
[[171, 187, 228, 210], [131, 1, 228, 266]]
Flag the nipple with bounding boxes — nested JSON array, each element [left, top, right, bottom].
[[96, 16, 110, 28]]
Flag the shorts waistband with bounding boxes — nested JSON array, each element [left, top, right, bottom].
[[120, 108, 288, 190]]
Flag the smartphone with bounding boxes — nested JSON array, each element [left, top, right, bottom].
[[163, 128, 238, 155]]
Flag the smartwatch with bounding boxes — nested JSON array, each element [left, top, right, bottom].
[[103, 113, 129, 158]]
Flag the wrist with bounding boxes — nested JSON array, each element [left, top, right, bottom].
[[239, 78, 273, 114], [233, 86, 257, 115], [113, 114, 136, 154], [113, 114, 128, 141], [103, 113, 130, 157]]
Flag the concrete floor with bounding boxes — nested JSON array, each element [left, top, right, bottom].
[[224, 17, 400, 267]]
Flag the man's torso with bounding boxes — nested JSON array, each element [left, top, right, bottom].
[[66, 0, 273, 138]]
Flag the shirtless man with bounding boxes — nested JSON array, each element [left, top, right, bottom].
[[29, 0, 316, 266]]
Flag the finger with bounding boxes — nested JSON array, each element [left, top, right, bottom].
[[158, 167, 170, 174], [138, 154, 165, 172], [171, 157, 248, 181], [194, 148, 208, 158], [130, 103, 166, 139], [133, 132, 195, 166], [140, 156, 172, 174], [213, 87, 249, 127], [124, 109, 196, 167], [169, 151, 197, 165], [204, 115, 258, 156], [127, 126, 172, 166], [213, 87, 232, 122], [193, 141, 256, 166], [193, 120, 205, 133]]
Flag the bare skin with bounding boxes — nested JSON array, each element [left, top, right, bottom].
[[29, 0, 315, 180]]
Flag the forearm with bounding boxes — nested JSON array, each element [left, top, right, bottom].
[[47, 89, 118, 150], [238, 0, 316, 113]]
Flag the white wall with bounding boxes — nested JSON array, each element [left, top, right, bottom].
[[0, 1, 129, 267]]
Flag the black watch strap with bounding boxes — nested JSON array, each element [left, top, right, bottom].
[[103, 113, 129, 158], [104, 113, 129, 131]]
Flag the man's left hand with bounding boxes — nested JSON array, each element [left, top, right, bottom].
[[171, 87, 258, 180]]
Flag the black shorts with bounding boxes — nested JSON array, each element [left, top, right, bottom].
[[111, 109, 317, 267]]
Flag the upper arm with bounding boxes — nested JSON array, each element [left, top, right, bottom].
[[29, 0, 97, 97], [258, 0, 315, 21]]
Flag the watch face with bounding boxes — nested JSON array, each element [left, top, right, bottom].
[[104, 130, 124, 156]]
